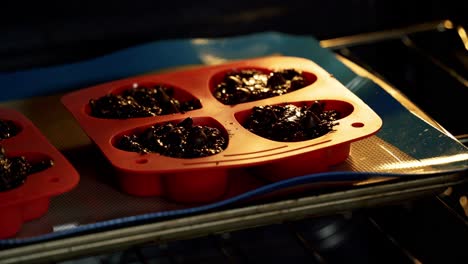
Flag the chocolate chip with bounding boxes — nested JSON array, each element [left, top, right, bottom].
[[188, 126, 208, 146]]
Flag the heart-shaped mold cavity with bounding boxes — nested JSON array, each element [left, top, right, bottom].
[[112, 117, 229, 159], [87, 82, 202, 119], [210, 67, 317, 105], [235, 100, 354, 142], [0, 148, 54, 192], [61, 56, 383, 204], [0, 119, 22, 140]]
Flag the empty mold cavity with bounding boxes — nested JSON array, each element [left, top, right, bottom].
[[86, 82, 202, 119], [210, 67, 317, 105], [235, 100, 354, 142], [112, 117, 229, 158], [0, 119, 21, 140]]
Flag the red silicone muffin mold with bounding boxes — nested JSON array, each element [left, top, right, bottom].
[[0, 108, 80, 238], [61, 56, 382, 203]]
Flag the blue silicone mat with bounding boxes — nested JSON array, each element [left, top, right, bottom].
[[0, 32, 467, 247]]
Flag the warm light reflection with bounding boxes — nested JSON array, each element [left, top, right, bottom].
[[375, 154, 468, 170], [353, 177, 394, 186], [443, 186, 453, 196], [191, 38, 210, 45], [378, 144, 403, 162], [457, 26, 468, 51], [443, 20, 454, 29], [199, 54, 228, 65], [460, 196, 468, 217]]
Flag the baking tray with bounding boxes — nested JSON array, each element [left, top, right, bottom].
[[61, 56, 382, 202], [0, 22, 467, 262]]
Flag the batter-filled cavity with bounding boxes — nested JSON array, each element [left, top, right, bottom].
[[117, 117, 227, 158], [243, 101, 340, 142], [213, 69, 313, 105], [0, 147, 54, 192], [89, 84, 202, 119]]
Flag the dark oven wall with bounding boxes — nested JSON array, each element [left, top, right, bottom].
[[1, 0, 467, 71]]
